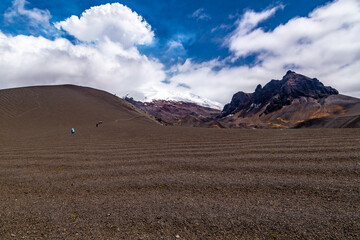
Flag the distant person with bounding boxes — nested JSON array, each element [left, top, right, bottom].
[[96, 123, 98, 127], [71, 128, 75, 135]]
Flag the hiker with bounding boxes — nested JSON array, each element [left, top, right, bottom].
[[71, 128, 75, 135]]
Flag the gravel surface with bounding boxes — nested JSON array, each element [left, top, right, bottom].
[[1, 126, 359, 239]]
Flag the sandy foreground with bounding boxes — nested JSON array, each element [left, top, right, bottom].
[[0, 125, 359, 239]]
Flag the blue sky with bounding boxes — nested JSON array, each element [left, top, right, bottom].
[[0, 0, 331, 65], [0, 0, 359, 107]]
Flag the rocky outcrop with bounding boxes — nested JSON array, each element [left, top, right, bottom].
[[221, 71, 339, 117], [219, 71, 360, 128], [222, 92, 252, 117]]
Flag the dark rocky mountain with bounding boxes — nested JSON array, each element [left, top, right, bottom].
[[220, 71, 360, 128], [222, 70, 338, 117], [125, 97, 223, 128]]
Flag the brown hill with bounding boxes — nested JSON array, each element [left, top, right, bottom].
[[0, 85, 159, 138], [221, 71, 360, 128]]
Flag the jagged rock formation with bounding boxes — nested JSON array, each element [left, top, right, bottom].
[[221, 71, 360, 128], [222, 70, 338, 117]]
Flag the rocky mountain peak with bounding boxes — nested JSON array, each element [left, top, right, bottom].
[[255, 84, 262, 92], [222, 71, 339, 117], [279, 71, 338, 99], [283, 70, 297, 78]]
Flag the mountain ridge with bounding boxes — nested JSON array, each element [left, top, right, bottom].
[[1, 72, 359, 130], [222, 70, 339, 117], [124, 71, 360, 128], [125, 97, 223, 128], [220, 71, 360, 128]]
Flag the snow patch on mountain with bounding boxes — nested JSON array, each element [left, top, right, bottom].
[[142, 89, 223, 110]]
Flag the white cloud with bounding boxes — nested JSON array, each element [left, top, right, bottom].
[[167, 59, 273, 105], [0, 3, 165, 99], [166, 40, 186, 58], [211, 24, 231, 33], [169, 0, 360, 105], [233, 5, 283, 36], [191, 8, 211, 21], [167, 40, 184, 51], [55, 3, 154, 48], [0, 32, 165, 98], [4, 0, 52, 29]]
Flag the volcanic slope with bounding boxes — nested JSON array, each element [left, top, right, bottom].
[[0, 85, 158, 139], [125, 97, 222, 128], [1, 85, 360, 239]]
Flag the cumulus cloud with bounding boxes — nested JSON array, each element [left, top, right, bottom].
[[169, 0, 360, 104], [4, 0, 52, 30], [0, 3, 165, 99], [0, 31, 165, 97], [55, 3, 154, 48]]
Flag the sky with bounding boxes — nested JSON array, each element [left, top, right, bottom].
[[0, 0, 359, 108]]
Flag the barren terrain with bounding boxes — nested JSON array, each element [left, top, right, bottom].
[[1, 86, 359, 239]]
